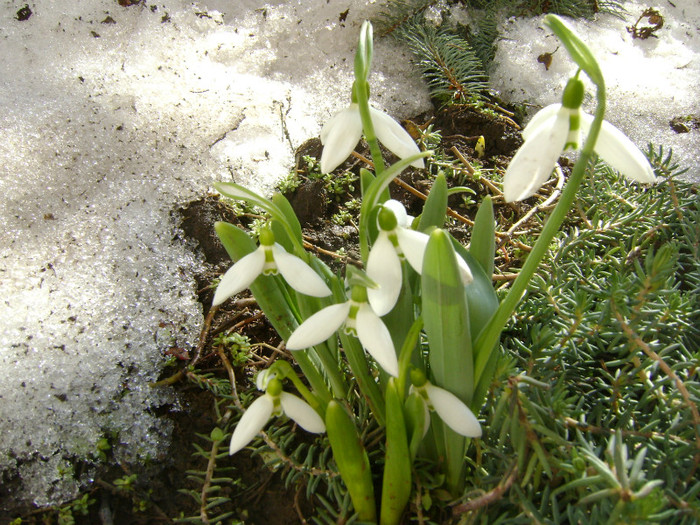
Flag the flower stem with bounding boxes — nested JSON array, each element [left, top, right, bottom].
[[474, 83, 607, 383], [355, 81, 385, 176]]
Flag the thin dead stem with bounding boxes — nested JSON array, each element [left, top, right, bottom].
[[451, 465, 518, 514]]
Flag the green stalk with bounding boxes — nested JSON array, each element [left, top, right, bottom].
[[474, 83, 607, 384], [355, 79, 385, 177]]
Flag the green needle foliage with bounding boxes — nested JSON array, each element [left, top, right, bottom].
[[473, 153, 699, 523], [395, 20, 489, 104]]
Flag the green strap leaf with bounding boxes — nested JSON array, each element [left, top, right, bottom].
[[326, 400, 377, 523], [380, 378, 412, 525], [469, 196, 495, 279], [418, 172, 447, 232], [422, 229, 473, 404]]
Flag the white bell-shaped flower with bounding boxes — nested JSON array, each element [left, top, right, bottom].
[[320, 103, 425, 174], [504, 78, 656, 203], [410, 369, 482, 438], [367, 200, 473, 315], [229, 377, 325, 455], [213, 228, 331, 306], [286, 285, 399, 377]]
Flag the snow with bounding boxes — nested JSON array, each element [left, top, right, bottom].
[[0, 0, 696, 511]]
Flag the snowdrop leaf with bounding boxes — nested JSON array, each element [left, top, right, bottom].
[[272, 244, 331, 297], [229, 395, 274, 455], [366, 231, 402, 316], [279, 392, 325, 433], [469, 196, 495, 279], [422, 229, 473, 403], [381, 378, 412, 525], [356, 304, 399, 377], [426, 384, 482, 438], [325, 400, 377, 523], [418, 171, 447, 232], [286, 302, 350, 350], [212, 247, 265, 306], [405, 392, 429, 459], [271, 192, 303, 250]]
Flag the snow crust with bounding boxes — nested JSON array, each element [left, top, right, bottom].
[[0, 0, 696, 510], [0, 0, 429, 509]]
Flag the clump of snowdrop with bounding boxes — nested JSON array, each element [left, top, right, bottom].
[[209, 16, 657, 525]]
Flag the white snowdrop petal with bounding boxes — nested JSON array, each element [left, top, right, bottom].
[[426, 384, 482, 438], [580, 114, 657, 184], [356, 305, 399, 377], [522, 104, 562, 141], [286, 302, 351, 350], [279, 393, 326, 433], [382, 199, 409, 227], [213, 247, 265, 306], [366, 232, 402, 316], [320, 105, 363, 174], [272, 244, 331, 297], [504, 110, 569, 202], [229, 395, 274, 455], [370, 107, 425, 168], [456, 254, 474, 284], [396, 228, 429, 274]]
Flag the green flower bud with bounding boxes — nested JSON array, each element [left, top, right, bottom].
[[410, 368, 428, 388], [259, 227, 275, 246], [377, 205, 398, 231], [266, 377, 283, 396], [562, 76, 585, 110], [561, 73, 586, 109]]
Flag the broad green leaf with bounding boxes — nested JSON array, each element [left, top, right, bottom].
[[271, 193, 303, 251], [418, 172, 447, 232], [469, 196, 495, 279], [326, 400, 377, 523], [422, 229, 473, 404], [381, 378, 412, 525]]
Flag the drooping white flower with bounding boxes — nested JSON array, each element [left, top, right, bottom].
[[229, 377, 325, 455], [504, 95, 656, 203], [213, 229, 331, 306], [320, 103, 425, 174], [366, 200, 473, 315], [410, 370, 482, 438], [286, 286, 399, 377]]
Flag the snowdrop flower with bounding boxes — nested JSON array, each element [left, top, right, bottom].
[[504, 77, 656, 202], [367, 200, 473, 315], [320, 103, 425, 174], [229, 377, 325, 455], [213, 228, 331, 306], [410, 369, 482, 438], [286, 285, 399, 377]]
